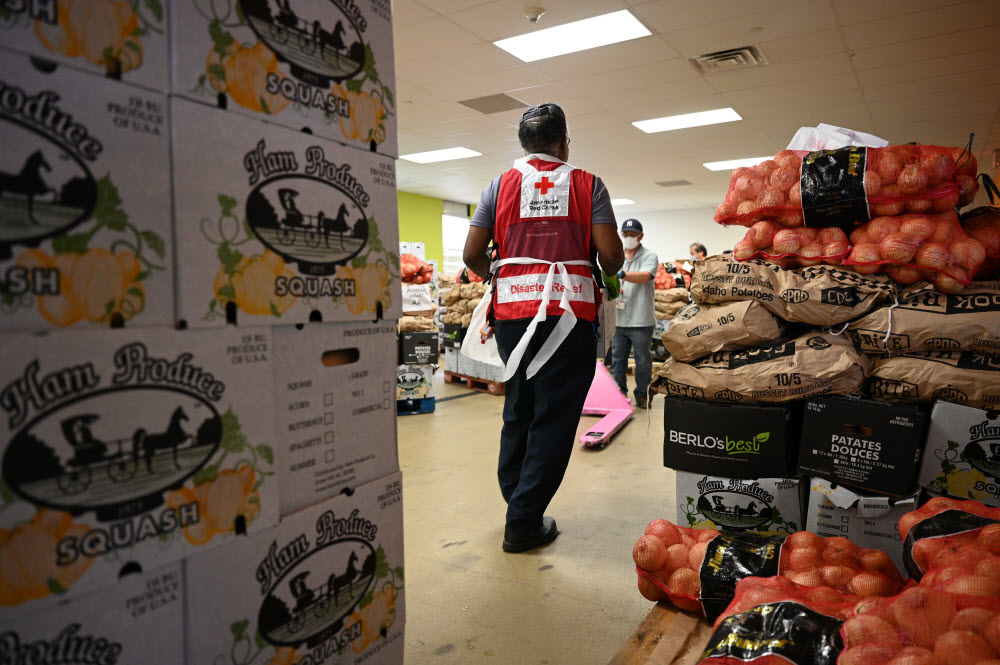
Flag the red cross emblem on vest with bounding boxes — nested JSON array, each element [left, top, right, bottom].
[[534, 176, 554, 195]]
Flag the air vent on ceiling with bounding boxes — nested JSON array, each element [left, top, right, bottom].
[[656, 179, 692, 188], [458, 93, 528, 114], [689, 45, 767, 74]]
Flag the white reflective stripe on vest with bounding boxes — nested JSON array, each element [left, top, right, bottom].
[[493, 257, 594, 382]]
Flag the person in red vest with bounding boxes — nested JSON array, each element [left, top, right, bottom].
[[463, 103, 624, 553]]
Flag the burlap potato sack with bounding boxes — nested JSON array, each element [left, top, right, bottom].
[[849, 282, 1000, 355], [655, 287, 690, 304], [652, 331, 868, 403], [398, 316, 436, 332], [461, 313, 473, 328], [690, 255, 897, 325], [662, 300, 786, 362], [865, 351, 1000, 408]]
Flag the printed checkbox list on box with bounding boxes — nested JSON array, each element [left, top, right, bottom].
[[324, 412, 334, 425], [323, 393, 333, 406]]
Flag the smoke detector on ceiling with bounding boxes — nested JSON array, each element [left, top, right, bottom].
[[524, 6, 545, 23], [689, 46, 768, 74]]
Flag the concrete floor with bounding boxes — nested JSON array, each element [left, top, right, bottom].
[[398, 369, 675, 665]]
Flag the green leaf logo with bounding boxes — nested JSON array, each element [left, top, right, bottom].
[[755, 432, 770, 444]]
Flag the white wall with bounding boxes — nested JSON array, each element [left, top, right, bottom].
[[621, 207, 747, 264]]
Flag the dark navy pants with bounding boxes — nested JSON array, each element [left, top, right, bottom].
[[494, 316, 597, 540]]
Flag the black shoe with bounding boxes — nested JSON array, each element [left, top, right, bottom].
[[635, 396, 647, 409], [502, 516, 558, 553]]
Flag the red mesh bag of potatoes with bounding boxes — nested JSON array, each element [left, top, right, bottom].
[[732, 221, 851, 267], [715, 145, 966, 230], [838, 587, 1000, 665], [634, 521, 904, 621], [961, 204, 1000, 280], [698, 577, 858, 665], [845, 210, 986, 292], [400, 253, 433, 284], [654, 263, 678, 290]]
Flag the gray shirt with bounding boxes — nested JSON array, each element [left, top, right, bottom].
[[617, 244, 659, 328], [469, 162, 617, 230]]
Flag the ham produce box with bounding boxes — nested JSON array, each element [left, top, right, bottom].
[[0, 1, 169, 91], [273, 322, 399, 517], [186, 471, 405, 665], [0, 326, 279, 618], [170, 97, 401, 328], [0, 562, 184, 661], [0, 52, 173, 331], [805, 478, 916, 574], [171, 0, 398, 157], [917, 400, 1000, 507], [676, 472, 801, 537]]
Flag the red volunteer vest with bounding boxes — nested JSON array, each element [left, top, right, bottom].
[[492, 157, 598, 322]]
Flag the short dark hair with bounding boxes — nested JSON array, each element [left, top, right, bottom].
[[691, 243, 707, 256], [518, 105, 567, 154]]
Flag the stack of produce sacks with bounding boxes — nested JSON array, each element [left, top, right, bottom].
[[655, 286, 689, 321], [717, 144, 987, 293], [440, 282, 488, 330]]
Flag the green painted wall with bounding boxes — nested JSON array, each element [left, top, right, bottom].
[[397, 191, 443, 265]]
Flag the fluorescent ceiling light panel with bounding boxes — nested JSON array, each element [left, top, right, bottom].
[[633, 108, 741, 134], [703, 157, 772, 171], [493, 10, 651, 63], [610, 199, 635, 206], [399, 147, 482, 164]]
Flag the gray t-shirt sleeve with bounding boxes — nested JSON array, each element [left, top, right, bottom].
[[467, 173, 616, 229], [639, 248, 659, 277], [469, 176, 501, 229]]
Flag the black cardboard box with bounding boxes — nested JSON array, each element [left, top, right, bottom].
[[797, 395, 929, 497], [443, 323, 466, 349], [663, 397, 800, 479], [399, 332, 439, 365]]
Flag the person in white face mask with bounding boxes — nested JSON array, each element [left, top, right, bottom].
[[612, 219, 659, 408]]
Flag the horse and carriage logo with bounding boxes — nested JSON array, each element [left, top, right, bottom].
[[962, 437, 1000, 480], [258, 539, 375, 647], [2, 388, 221, 520], [696, 492, 773, 530], [246, 176, 369, 275], [0, 116, 97, 258], [241, 0, 366, 86]]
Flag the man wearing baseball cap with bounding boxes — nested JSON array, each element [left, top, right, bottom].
[[463, 102, 624, 553], [612, 219, 659, 408]]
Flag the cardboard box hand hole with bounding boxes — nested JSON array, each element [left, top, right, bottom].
[[321, 348, 360, 367]]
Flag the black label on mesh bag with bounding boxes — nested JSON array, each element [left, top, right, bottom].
[[699, 534, 786, 621], [902, 509, 1000, 579], [800, 147, 869, 230], [701, 602, 844, 665]]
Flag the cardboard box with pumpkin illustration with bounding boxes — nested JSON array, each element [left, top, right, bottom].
[[273, 322, 399, 517], [676, 472, 802, 538], [0, 561, 184, 660], [171, 97, 401, 328], [186, 471, 404, 665], [917, 400, 1000, 507], [0, 326, 279, 619], [0, 52, 173, 331], [170, 0, 398, 158], [0, 0, 169, 92]]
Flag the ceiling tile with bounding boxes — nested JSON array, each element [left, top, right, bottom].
[[842, 0, 1000, 51], [418, 65, 552, 101], [849, 25, 1000, 72], [630, 0, 803, 34], [392, 1, 438, 26], [663, 2, 838, 57], [525, 36, 680, 80], [561, 58, 698, 97], [833, 0, 973, 25], [397, 44, 521, 85], [757, 28, 845, 64], [856, 49, 1000, 88], [394, 17, 483, 63]]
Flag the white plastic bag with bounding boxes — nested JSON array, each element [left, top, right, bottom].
[[786, 123, 888, 151], [460, 281, 504, 367]]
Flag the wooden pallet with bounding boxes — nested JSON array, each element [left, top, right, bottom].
[[443, 371, 505, 395], [608, 602, 712, 665]]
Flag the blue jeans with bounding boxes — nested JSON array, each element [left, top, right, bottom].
[[612, 326, 654, 401]]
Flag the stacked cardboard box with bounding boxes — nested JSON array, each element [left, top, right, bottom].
[[0, 5, 403, 662]]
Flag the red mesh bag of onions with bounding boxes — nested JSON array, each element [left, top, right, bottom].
[[960, 177, 1000, 279], [715, 145, 972, 230], [633, 521, 904, 622], [698, 577, 858, 665], [844, 210, 986, 292], [837, 587, 1000, 665], [732, 221, 851, 267]]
